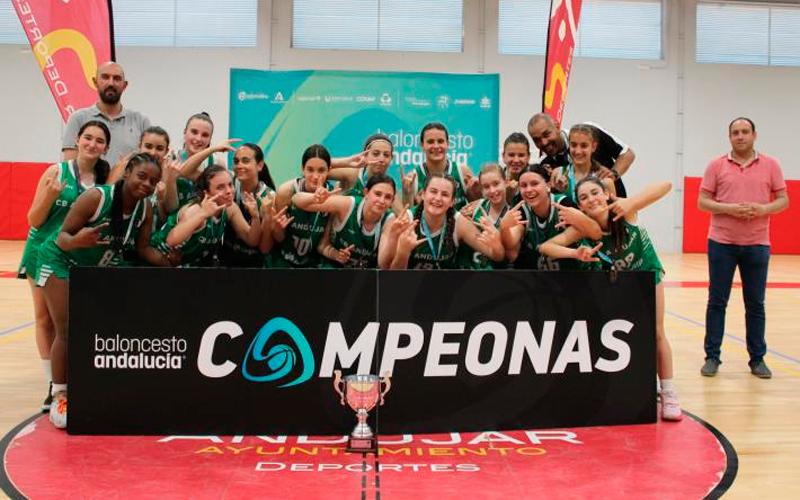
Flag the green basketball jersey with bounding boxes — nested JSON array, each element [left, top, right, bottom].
[[594, 220, 664, 284], [515, 193, 577, 271], [413, 161, 470, 210], [455, 198, 507, 270], [272, 179, 330, 268], [152, 204, 227, 267], [35, 185, 147, 283], [324, 197, 392, 269], [18, 161, 90, 279], [220, 180, 273, 268]]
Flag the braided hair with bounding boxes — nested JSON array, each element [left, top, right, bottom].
[[111, 153, 161, 252], [413, 173, 458, 269], [575, 175, 627, 257]]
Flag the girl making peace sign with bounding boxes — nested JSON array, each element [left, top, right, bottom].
[[538, 177, 683, 422]]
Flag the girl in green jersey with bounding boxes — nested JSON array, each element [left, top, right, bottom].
[[328, 135, 385, 187], [37, 153, 165, 429], [383, 174, 505, 269], [539, 177, 682, 422], [500, 164, 601, 270], [401, 122, 480, 210], [292, 173, 396, 268], [153, 165, 262, 267], [551, 124, 615, 203], [221, 143, 276, 267], [501, 132, 531, 204], [270, 145, 334, 268], [456, 164, 510, 270], [18, 120, 111, 413], [174, 112, 217, 208]]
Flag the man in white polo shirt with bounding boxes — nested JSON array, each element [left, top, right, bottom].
[[61, 61, 150, 165], [698, 117, 789, 378]]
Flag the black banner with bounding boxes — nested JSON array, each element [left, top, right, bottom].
[[69, 268, 655, 435]]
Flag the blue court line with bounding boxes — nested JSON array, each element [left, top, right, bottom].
[[667, 310, 800, 366], [0, 321, 34, 339]]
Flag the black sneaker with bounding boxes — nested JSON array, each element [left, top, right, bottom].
[[701, 358, 720, 377], [750, 360, 772, 379], [41, 382, 53, 413]]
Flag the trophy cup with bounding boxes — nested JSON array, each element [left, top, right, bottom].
[[333, 370, 391, 453]]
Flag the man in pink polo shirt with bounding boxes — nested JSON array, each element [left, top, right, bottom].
[[698, 117, 789, 378]]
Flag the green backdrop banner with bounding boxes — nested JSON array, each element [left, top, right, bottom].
[[229, 69, 499, 185]]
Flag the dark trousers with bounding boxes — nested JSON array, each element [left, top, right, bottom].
[[704, 239, 770, 365]]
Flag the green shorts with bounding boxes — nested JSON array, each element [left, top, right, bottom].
[[35, 239, 73, 286]]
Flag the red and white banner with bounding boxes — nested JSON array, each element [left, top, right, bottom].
[[542, 0, 582, 124], [13, 0, 115, 122]]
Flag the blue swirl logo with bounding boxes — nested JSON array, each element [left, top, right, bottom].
[[242, 317, 315, 387]]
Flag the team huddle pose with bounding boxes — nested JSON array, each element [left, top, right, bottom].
[[21, 111, 683, 429]]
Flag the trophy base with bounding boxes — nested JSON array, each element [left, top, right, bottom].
[[347, 436, 377, 454]]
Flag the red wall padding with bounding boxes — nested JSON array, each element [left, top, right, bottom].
[[683, 176, 800, 254], [0, 162, 50, 240]]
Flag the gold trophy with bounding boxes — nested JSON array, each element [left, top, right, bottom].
[[333, 370, 391, 453]]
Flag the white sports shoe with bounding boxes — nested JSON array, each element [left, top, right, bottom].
[[660, 390, 683, 422], [49, 392, 67, 429]]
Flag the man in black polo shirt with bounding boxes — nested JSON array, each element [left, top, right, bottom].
[[527, 112, 635, 197]]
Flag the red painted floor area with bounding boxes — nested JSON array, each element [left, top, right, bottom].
[[3, 414, 731, 499]]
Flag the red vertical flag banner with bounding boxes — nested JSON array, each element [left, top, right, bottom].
[[542, 0, 582, 124], [13, 0, 115, 123]]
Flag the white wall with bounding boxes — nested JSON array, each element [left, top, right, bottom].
[[1, 0, 798, 251]]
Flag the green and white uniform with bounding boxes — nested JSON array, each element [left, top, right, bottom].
[[455, 198, 507, 270], [592, 220, 665, 284], [18, 161, 91, 279], [515, 193, 578, 271], [35, 185, 146, 284], [151, 204, 228, 267], [413, 162, 471, 210], [321, 197, 393, 269], [271, 179, 331, 268], [407, 207, 459, 270], [220, 180, 273, 268]]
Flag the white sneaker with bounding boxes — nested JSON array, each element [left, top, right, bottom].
[[49, 392, 67, 429], [660, 390, 683, 421]]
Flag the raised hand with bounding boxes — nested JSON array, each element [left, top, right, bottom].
[[161, 155, 183, 180], [212, 138, 242, 153], [596, 165, 615, 180], [72, 222, 110, 248], [200, 193, 224, 218], [606, 197, 633, 221], [388, 206, 413, 238], [575, 242, 603, 262], [242, 191, 259, 218], [400, 165, 417, 194], [312, 185, 342, 204], [463, 170, 480, 192], [271, 205, 294, 230], [397, 221, 426, 255], [500, 200, 527, 231], [555, 201, 589, 228], [460, 199, 482, 218], [552, 170, 568, 193], [44, 169, 65, 199]]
